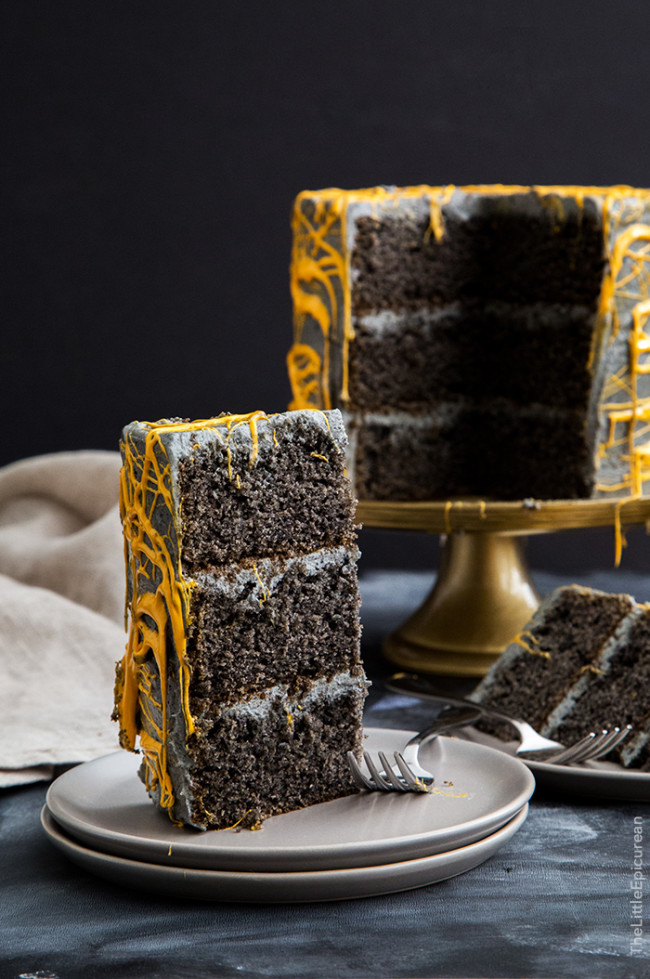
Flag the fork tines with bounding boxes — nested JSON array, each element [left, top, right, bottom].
[[347, 751, 431, 793], [549, 725, 633, 766]]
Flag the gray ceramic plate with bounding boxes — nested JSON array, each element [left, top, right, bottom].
[[524, 755, 650, 801], [45, 729, 535, 872], [41, 803, 529, 903], [456, 728, 650, 802]]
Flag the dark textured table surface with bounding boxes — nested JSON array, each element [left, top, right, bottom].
[[2, 569, 648, 979]]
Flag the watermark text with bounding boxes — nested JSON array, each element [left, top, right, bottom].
[[631, 815, 644, 956]]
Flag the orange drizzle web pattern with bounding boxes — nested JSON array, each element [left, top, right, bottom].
[[288, 186, 455, 410], [288, 196, 345, 409], [597, 204, 650, 501], [114, 412, 270, 819], [115, 428, 194, 815]]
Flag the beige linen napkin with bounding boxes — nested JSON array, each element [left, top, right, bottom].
[[0, 451, 125, 786]]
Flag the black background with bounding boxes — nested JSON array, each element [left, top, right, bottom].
[[3, 0, 650, 572]]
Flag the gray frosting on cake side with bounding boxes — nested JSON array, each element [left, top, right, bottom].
[[192, 542, 360, 609], [356, 301, 596, 338], [217, 671, 369, 723], [593, 194, 650, 497]]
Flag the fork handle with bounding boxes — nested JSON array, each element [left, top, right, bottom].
[[388, 672, 518, 730], [404, 705, 483, 749]]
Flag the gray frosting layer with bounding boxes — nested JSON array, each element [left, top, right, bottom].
[[356, 301, 597, 337], [192, 543, 360, 608], [218, 671, 368, 722]]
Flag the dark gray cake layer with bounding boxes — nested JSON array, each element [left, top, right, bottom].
[[177, 413, 356, 570], [350, 405, 594, 501], [186, 680, 366, 829], [187, 546, 362, 717], [546, 606, 650, 767], [472, 587, 635, 733], [350, 193, 605, 313], [343, 193, 607, 503], [348, 302, 596, 413]]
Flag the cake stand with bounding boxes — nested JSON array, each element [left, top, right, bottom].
[[356, 495, 650, 678]]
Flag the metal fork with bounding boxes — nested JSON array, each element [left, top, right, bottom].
[[349, 723, 633, 793], [386, 672, 633, 759], [349, 672, 634, 793], [348, 704, 482, 793], [541, 726, 632, 765]]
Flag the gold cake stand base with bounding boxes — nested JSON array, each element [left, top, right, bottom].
[[382, 532, 538, 677], [356, 496, 650, 678]]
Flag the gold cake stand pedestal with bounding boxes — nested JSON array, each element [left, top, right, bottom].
[[356, 496, 650, 678]]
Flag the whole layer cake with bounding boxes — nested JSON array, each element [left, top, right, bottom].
[[471, 584, 650, 770], [113, 409, 367, 829], [288, 184, 650, 502]]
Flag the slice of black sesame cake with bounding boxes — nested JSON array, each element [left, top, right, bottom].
[[113, 409, 367, 829], [471, 585, 650, 770]]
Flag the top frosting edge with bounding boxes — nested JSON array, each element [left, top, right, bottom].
[[295, 184, 650, 203]]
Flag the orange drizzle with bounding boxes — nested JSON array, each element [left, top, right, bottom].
[[429, 787, 470, 799], [513, 629, 551, 660], [287, 344, 322, 410], [289, 196, 347, 408], [289, 185, 466, 408], [579, 663, 605, 676], [114, 411, 274, 819], [289, 184, 631, 410], [252, 563, 270, 606], [595, 213, 650, 559]]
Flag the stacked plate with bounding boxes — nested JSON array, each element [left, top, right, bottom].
[[42, 729, 535, 903]]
